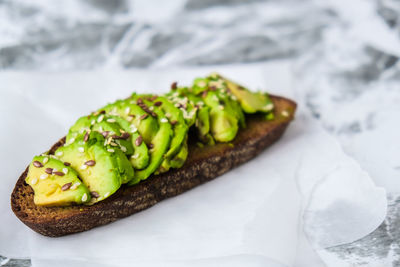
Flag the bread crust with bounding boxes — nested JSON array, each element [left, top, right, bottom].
[[11, 95, 296, 237]]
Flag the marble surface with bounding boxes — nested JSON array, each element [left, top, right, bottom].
[[1, 0, 400, 266]]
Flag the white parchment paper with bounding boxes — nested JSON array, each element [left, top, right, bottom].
[[0, 62, 387, 266]]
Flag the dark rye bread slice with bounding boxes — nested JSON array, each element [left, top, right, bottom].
[[11, 95, 296, 237]]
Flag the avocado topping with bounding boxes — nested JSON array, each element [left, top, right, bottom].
[[27, 73, 281, 206]]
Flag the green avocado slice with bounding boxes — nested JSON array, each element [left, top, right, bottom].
[[55, 132, 134, 204], [106, 116, 149, 170], [101, 100, 159, 144], [26, 155, 91, 206], [128, 94, 173, 184], [216, 74, 274, 114]]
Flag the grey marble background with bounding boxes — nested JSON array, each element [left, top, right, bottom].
[[1, 0, 400, 266]]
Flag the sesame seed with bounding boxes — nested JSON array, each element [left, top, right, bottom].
[[90, 191, 100, 198], [56, 151, 63, 157], [127, 116, 133, 122], [125, 107, 130, 114], [101, 131, 110, 138], [83, 131, 89, 142], [97, 114, 104, 123], [80, 164, 88, 170], [84, 160, 96, 166], [68, 137, 76, 144], [91, 119, 95, 125], [42, 157, 49, 164], [31, 178, 38, 185], [104, 192, 110, 198], [70, 182, 81, 190], [160, 118, 168, 123], [107, 118, 116, 123], [121, 132, 130, 139], [61, 182, 72, 191], [174, 103, 181, 108], [78, 147, 85, 153], [63, 168, 68, 174], [82, 193, 88, 202], [197, 81, 206, 88], [281, 110, 289, 117], [110, 142, 118, 146], [54, 171, 65, 176], [135, 136, 143, 146], [149, 106, 154, 111], [107, 148, 115, 153], [130, 125, 138, 133], [33, 161, 43, 168], [45, 168, 53, 174], [265, 103, 274, 111], [40, 173, 48, 180], [165, 112, 171, 118], [219, 105, 225, 110], [120, 146, 127, 152], [131, 154, 139, 159]]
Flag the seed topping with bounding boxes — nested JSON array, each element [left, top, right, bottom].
[[90, 191, 100, 198], [140, 114, 148, 120], [135, 136, 143, 146], [81, 193, 88, 202], [61, 182, 72, 191], [171, 81, 177, 90], [85, 160, 96, 166], [40, 174, 48, 180], [54, 171, 65, 176], [45, 168, 53, 174], [64, 162, 71, 166], [33, 161, 43, 168]]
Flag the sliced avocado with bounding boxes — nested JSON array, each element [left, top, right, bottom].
[[101, 100, 158, 144], [165, 90, 198, 127], [26, 155, 91, 206], [169, 136, 188, 169], [128, 95, 173, 184], [202, 90, 239, 142], [216, 74, 274, 114], [109, 116, 149, 170], [55, 132, 134, 204]]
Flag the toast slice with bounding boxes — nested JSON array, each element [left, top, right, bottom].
[[11, 95, 296, 237]]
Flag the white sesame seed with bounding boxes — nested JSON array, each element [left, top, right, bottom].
[[127, 116, 133, 122], [82, 193, 88, 202], [63, 168, 68, 174], [40, 174, 48, 180], [125, 107, 130, 114], [110, 142, 118, 146], [53, 168, 58, 172], [131, 154, 139, 159], [160, 118, 168, 123], [78, 147, 85, 153], [174, 103, 180, 108], [70, 182, 81, 190], [99, 126, 104, 133], [107, 148, 115, 153], [56, 151, 63, 157], [31, 178, 38, 185], [265, 103, 274, 111], [91, 119, 95, 125], [68, 137, 76, 144], [197, 81, 206, 88], [165, 112, 171, 118], [80, 164, 88, 170], [219, 105, 224, 110], [149, 106, 154, 111], [104, 192, 110, 198], [198, 101, 204, 106], [231, 95, 237, 101], [130, 125, 137, 133], [42, 157, 49, 164], [109, 131, 115, 135], [281, 110, 289, 117], [107, 118, 116, 123], [120, 146, 127, 152], [97, 114, 104, 123]]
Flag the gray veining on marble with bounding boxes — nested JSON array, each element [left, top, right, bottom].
[[1, 0, 400, 266]]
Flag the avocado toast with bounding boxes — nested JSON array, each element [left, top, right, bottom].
[[11, 73, 296, 237]]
